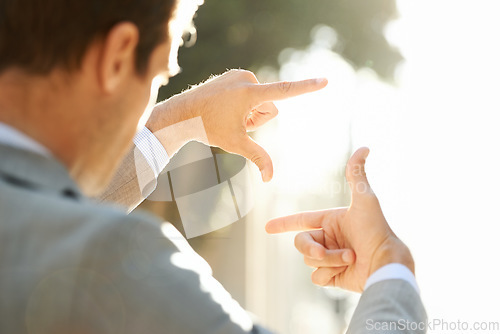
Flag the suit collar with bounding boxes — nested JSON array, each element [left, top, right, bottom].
[[0, 122, 51, 158], [0, 144, 82, 200]]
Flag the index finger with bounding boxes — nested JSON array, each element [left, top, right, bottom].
[[255, 78, 328, 102], [265, 208, 345, 234]]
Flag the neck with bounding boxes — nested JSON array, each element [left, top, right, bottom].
[[0, 68, 122, 195], [0, 69, 87, 165]]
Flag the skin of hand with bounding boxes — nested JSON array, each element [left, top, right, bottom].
[[146, 69, 328, 182], [265, 147, 414, 292]]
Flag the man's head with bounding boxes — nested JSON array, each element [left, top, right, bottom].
[[0, 0, 175, 75], [0, 0, 201, 195]]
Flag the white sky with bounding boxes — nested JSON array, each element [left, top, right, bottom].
[[258, 0, 500, 329]]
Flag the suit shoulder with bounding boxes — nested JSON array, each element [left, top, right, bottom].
[[70, 199, 169, 249], [0, 177, 168, 253], [81, 198, 163, 228]]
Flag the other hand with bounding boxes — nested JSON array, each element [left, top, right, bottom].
[[265, 147, 414, 292]]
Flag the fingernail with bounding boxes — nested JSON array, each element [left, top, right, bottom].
[[315, 78, 328, 85], [261, 169, 271, 182], [264, 223, 271, 234], [342, 251, 352, 263]]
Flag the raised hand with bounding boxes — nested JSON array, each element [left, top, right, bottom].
[[265, 147, 414, 292], [147, 69, 327, 182]]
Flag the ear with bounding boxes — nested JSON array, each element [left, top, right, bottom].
[[98, 22, 139, 93]]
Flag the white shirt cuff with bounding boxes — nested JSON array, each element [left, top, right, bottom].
[[364, 263, 420, 294], [133, 127, 170, 178]]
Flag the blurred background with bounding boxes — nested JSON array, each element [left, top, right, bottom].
[[140, 0, 500, 333]]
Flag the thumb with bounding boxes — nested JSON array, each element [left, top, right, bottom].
[[346, 147, 372, 198], [235, 136, 273, 182]]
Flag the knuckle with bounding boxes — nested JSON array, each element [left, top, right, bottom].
[[233, 82, 253, 98], [242, 70, 258, 82], [241, 83, 254, 96], [232, 69, 258, 82], [279, 81, 292, 94], [298, 214, 309, 231], [227, 69, 240, 75], [326, 253, 337, 266], [249, 154, 265, 169], [352, 162, 365, 176]]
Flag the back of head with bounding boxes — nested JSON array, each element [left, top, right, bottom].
[[0, 0, 177, 75]]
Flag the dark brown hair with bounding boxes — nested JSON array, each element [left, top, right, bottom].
[[0, 0, 177, 74]]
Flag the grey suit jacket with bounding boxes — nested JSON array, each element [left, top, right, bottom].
[[0, 144, 426, 333]]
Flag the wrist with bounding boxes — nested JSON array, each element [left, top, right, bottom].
[[145, 95, 207, 157], [369, 236, 415, 277], [146, 94, 192, 133]]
